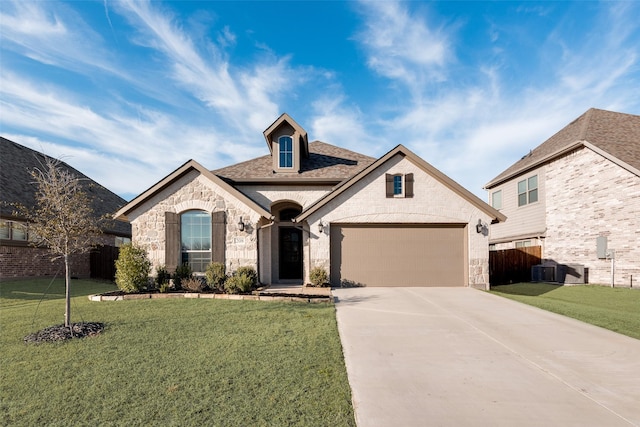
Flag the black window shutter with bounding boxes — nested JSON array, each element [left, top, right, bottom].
[[405, 173, 414, 198], [211, 211, 226, 264], [385, 174, 394, 198], [165, 212, 179, 273]]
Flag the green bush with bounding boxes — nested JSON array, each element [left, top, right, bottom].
[[181, 277, 205, 292], [205, 262, 226, 292], [115, 244, 151, 293], [155, 265, 171, 289], [172, 264, 192, 290], [309, 267, 329, 287], [224, 266, 258, 294], [159, 282, 171, 293], [224, 273, 253, 294], [234, 266, 257, 287]]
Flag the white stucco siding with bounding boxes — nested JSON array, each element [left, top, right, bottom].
[[304, 155, 494, 288], [545, 148, 640, 286], [488, 166, 547, 246], [128, 171, 262, 273]]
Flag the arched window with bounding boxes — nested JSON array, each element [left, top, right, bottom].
[[181, 210, 211, 273], [278, 136, 293, 168]]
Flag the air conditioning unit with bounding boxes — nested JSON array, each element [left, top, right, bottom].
[[558, 264, 586, 284], [531, 265, 554, 282]]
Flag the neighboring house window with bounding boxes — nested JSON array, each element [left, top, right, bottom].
[[386, 173, 414, 198], [491, 190, 502, 209], [0, 220, 28, 241], [517, 175, 538, 206], [515, 240, 531, 248], [181, 210, 211, 273], [278, 136, 293, 168]]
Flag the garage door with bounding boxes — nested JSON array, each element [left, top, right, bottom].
[[330, 224, 466, 287]]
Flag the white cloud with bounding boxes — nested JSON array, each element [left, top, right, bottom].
[[355, 0, 451, 88]]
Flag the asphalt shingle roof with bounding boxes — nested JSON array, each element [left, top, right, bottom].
[[213, 140, 376, 182], [0, 137, 131, 236], [486, 108, 640, 188]]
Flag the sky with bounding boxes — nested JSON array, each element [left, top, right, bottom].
[[1, 0, 639, 202]]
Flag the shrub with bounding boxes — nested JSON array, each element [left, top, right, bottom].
[[155, 265, 171, 289], [159, 282, 171, 293], [234, 266, 257, 288], [115, 244, 151, 293], [224, 266, 258, 294], [181, 277, 206, 292], [309, 267, 329, 287], [172, 264, 192, 290], [205, 262, 226, 292], [224, 273, 254, 294]]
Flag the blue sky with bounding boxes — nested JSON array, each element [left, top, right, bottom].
[[2, 1, 639, 201]]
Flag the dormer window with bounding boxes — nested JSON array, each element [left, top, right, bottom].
[[264, 113, 308, 173], [279, 136, 293, 169]]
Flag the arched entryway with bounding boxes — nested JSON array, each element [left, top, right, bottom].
[[271, 202, 303, 282]]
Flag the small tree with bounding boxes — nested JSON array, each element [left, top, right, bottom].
[[24, 156, 100, 328]]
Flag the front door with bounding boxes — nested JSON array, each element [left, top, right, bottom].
[[279, 227, 302, 280]]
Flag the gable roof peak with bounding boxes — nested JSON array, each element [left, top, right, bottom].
[[262, 113, 309, 156], [485, 108, 640, 188]]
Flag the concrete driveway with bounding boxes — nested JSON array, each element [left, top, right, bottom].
[[333, 287, 640, 427]]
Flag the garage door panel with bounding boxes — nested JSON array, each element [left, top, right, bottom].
[[331, 224, 465, 287]]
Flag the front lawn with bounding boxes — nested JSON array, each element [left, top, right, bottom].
[[490, 283, 640, 340], [0, 278, 355, 426]]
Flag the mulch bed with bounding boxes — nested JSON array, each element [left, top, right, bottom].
[[24, 322, 104, 344]]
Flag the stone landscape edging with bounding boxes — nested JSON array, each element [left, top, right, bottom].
[[88, 292, 333, 304]]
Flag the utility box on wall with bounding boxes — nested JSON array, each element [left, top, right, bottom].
[[596, 236, 608, 259]]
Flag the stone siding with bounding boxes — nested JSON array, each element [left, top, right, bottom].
[[545, 148, 640, 286], [128, 171, 261, 275]]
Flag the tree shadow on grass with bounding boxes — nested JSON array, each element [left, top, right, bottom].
[[490, 282, 562, 297], [0, 278, 116, 304]]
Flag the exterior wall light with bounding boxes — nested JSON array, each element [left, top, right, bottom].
[[318, 220, 325, 234], [238, 217, 245, 232], [476, 219, 483, 234]]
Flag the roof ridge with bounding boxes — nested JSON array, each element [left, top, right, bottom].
[[578, 108, 595, 141]]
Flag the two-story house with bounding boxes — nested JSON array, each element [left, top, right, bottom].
[[485, 108, 640, 286]]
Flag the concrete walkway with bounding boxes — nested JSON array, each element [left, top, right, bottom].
[[334, 287, 640, 427]]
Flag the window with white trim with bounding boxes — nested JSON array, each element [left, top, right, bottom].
[[278, 136, 293, 168], [386, 173, 414, 198], [517, 175, 538, 207], [0, 220, 29, 241], [181, 210, 211, 273]]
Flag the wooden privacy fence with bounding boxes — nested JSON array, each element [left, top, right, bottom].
[[489, 246, 542, 286], [90, 245, 119, 281]]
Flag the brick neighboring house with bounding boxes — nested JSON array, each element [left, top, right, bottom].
[[115, 114, 504, 289], [0, 137, 131, 279], [485, 108, 640, 286]]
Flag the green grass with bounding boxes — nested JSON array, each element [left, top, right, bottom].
[[489, 283, 640, 340], [0, 278, 355, 426]]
